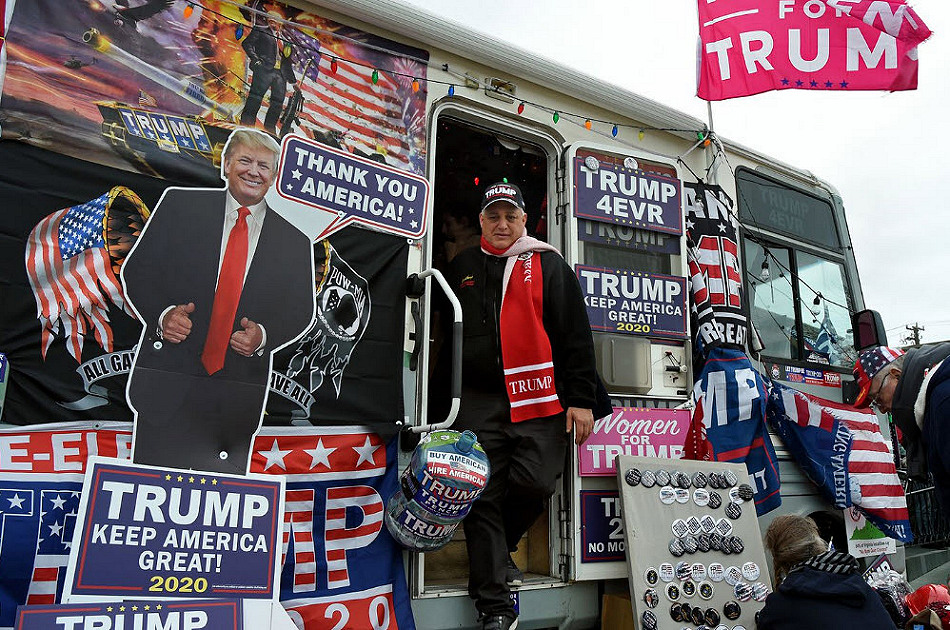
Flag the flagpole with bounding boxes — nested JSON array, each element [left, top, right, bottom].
[[706, 100, 718, 184]]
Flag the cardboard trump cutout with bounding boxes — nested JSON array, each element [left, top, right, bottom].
[[122, 128, 316, 474]]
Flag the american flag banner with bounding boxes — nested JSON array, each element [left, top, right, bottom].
[[0, 422, 414, 630], [766, 380, 912, 542], [294, 56, 422, 173], [24, 187, 150, 363]]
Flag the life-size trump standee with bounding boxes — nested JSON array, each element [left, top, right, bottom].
[[122, 129, 315, 474]]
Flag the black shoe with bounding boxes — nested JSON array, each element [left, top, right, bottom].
[[505, 555, 524, 586], [482, 614, 518, 630]]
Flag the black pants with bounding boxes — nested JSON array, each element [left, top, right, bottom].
[[456, 392, 568, 618], [240, 67, 287, 132]]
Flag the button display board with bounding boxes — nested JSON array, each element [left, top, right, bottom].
[[616, 455, 772, 630]]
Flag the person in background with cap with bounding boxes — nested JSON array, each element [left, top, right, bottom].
[[853, 342, 950, 515], [443, 182, 603, 630]]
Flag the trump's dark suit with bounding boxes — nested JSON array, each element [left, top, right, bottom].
[[123, 188, 314, 473]]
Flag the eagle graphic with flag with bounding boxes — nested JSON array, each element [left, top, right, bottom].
[[766, 380, 912, 542], [25, 187, 150, 363]]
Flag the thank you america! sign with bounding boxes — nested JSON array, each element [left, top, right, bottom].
[[64, 459, 284, 602]]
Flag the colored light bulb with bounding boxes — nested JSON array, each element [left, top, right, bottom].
[[283, 44, 291, 58], [611, 125, 618, 137], [235, 25, 244, 39], [448, 84, 455, 96], [372, 69, 379, 84], [412, 79, 420, 92], [183, 4, 193, 18], [517, 102, 525, 115], [584, 119, 592, 130], [330, 58, 338, 73], [638, 130, 645, 141], [553, 111, 559, 123]]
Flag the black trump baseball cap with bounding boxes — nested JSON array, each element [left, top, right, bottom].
[[480, 182, 525, 213]]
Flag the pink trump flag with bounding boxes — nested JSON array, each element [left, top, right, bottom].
[[697, 0, 931, 101]]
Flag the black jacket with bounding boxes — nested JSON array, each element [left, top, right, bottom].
[[757, 552, 895, 630], [446, 247, 598, 413], [922, 358, 950, 514], [242, 26, 296, 84], [892, 342, 950, 479]]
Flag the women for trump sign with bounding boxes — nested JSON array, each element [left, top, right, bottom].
[[697, 0, 931, 100]]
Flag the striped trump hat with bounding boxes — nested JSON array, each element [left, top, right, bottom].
[[853, 345, 905, 408]]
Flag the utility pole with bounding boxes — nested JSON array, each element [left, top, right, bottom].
[[905, 322, 925, 347]]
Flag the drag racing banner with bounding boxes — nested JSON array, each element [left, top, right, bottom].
[[63, 459, 285, 602], [576, 265, 687, 339], [697, 0, 932, 100]]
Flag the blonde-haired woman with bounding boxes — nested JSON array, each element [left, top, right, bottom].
[[756, 514, 895, 629]]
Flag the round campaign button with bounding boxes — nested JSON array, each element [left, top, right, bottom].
[[641, 610, 658, 630], [709, 533, 723, 552], [700, 514, 717, 533], [698, 580, 714, 600], [676, 561, 693, 580], [584, 156, 600, 171], [669, 538, 685, 557], [708, 491, 723, 509], [153, 341, 163, 350], [644, 588, 659, 608], [659, 485, 677, 505], [666, 582, 681, 601], [656, 469, 672, 487], [624, 468, 642, 486], [723, 600, 741, 620], [659, 562, 675, 582], [672, 519, 689, 538], [682, 536, 698, 554], [715, 626, 729, 630], [708, 562, 725, 582], [682, 579, 696, 598], [729, 536, 745, 554], [728, 487, 744, 504], [724, 470, 738, 487], [725, 501, 742, 520], [645, 567, 660, 585], [675, 488, 691, 504], [679, 603, 692, 619], [716, 518, 734, 536], [725, 565, 743, 586], [735, 581, 754, 602], [708, 472, 722, 489], [641, 469, 657, 488], [670, 603, 684, 622], [694, 488, 711, 507], [705, 608, 721, 626], [691, 606, 706, 625], [676, 471, 692, 488], [692, 471, 708, 488], [696, 533, 711, 553], [735, 626, 747, 630], [752, 582, 770, 602], [737, 483, 755, 501], [692, 563, 708, 582], [686, 516, 703, 536], [741, 562, 759, 581]]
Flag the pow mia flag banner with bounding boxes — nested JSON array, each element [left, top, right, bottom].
[[684, 182, 750, 354], [0, 143, 407, 433]]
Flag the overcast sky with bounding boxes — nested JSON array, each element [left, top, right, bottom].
[[402, 0, 950, 346]]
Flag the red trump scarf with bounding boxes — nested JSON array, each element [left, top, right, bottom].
[[482, 235, 564, 422]]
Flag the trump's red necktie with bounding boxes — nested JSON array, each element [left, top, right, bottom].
[[201, 206, 250, 375]]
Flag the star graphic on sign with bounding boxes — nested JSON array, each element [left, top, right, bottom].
[[49, 521, 64, 537], [8, 493, 25, 509], [825, 80, 834, 88], [50, 494, 67, 510], [286, 183, 294, 191], [718, 223, 727, 233], [107, 607, 114, 613], [260, 439, 291, 471], [411, 220, 418, 229], [165, 474, 172, 480], [795, 79, 804, 87], [353, 437, 380, 467], [305, 438, 335, 470], [781, 78, 790, 86], [685, 219, 695, 231], [291, 169, 302, 180], [839, 80, 849, 88], [810, 80, 819, 88], [177, 475, 183, 482]]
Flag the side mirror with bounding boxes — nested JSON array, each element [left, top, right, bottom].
[[852, 309, 887, 351]]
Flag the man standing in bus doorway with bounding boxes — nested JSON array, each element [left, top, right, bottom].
[[445, 182, 601, 630], [240, 10, 297, 134], [853, 343, 950, 516]]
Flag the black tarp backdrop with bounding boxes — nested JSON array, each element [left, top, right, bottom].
[[0, 141, 406, 432]]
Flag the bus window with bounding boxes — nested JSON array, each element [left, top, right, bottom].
[[745, 241, 795, 361], [795, 251, 856, 368]]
